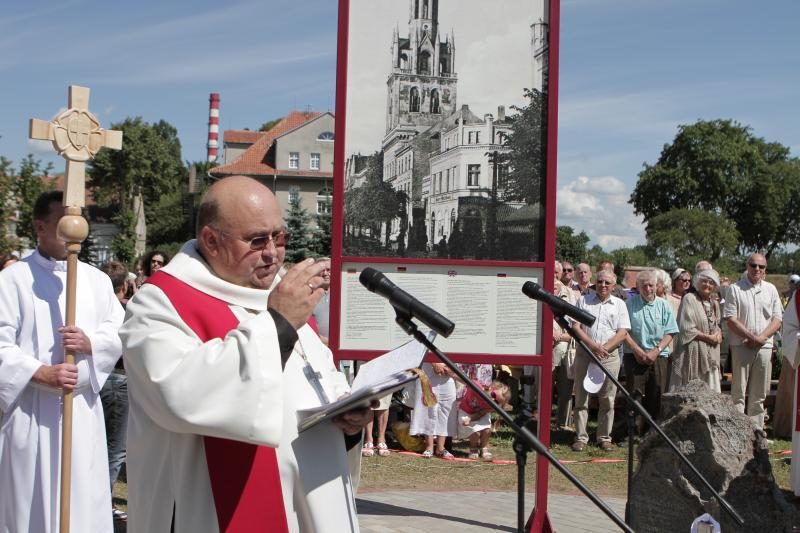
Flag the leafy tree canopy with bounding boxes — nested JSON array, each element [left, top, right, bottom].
[[503, 89, 547, 205], [259, 119, 281, 132], [645, 208, 739, 271], [89, 117, 185, 262], [14, 155, 55, 246], [555, 225, 589, 265], [630, 119, 800, 256], [0, 157, 20, 255]]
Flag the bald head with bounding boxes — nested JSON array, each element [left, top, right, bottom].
[[197, 176, 279, 238], [196, 176, 286, 289]]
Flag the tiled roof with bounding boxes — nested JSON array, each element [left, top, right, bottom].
[[222, 130, 264, 145], [211, 111, 329, 178]]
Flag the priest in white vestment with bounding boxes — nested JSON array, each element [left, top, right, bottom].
[[782, 291, 800, 495], [0, 191, 125, 533], [120, 176, 369, 533]]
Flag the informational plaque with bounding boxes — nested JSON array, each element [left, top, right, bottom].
[[331, 0, 557, 364], [339, 263, 542, 356]]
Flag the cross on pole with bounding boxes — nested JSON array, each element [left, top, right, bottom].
[[29, 85, 122, 533]]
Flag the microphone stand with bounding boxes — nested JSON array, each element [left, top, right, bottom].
[[393, 311, 633, 533], [554, 314, 744, 527]]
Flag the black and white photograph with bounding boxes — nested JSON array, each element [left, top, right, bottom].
[[341, 0, 549, 261]]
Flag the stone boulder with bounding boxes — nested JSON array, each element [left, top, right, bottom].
[[628, 380, 794, 532]]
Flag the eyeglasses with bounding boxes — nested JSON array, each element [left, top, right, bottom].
[[678, 277, 692, 283], [213, 227, 289, 250], [748, 263, 766, 270], [564, 268, 574, 272], [596, 280, 614, 286]]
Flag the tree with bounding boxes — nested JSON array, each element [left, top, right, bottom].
[[13, 155, 54, 246], [645, 208, 739, 270], [259, 119, 281, 132], [502, 89, 547, 205], [89, 117, 185, 263], [555, 225, 589, 264], [0, 157, 20, 255], [630, 119, 800, 256], [284, 196, 313, 263], [342, 151, 405, 252], [309, 198, 332, 257]]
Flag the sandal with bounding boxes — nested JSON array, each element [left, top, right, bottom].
[[468, 449, 479, 460], [421, 449, 434, 458], [435, 449, 454, 459], [362, 443, 375, 457], [480, 448, 493, 460], [377, 442, 390, 457], [112, 507, 128, 522]]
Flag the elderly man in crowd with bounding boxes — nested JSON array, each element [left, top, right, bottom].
[[723, 253, 783, 430], [120, 176, 369, 532], [552, 261, 576, 430], [570, 269, 630, 451], [695, 260, 713, 273], [560, 261, 579, 290], [624, 270, 679, 427], [575, 263, 593, 295]]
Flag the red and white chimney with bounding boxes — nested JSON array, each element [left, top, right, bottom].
[[207, 93, 220, 163]]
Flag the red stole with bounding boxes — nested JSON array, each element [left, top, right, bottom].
[[147, 271, 289, 532], [795, 293, 800, 431]]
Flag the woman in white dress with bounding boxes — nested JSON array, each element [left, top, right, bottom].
[[409, 362, 457, 458]]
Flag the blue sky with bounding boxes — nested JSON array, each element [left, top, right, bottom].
[[1, 0, 797, 250]]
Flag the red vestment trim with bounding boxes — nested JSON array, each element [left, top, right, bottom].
[[795, 294, 800, 431], [147, 271, 289, 532]]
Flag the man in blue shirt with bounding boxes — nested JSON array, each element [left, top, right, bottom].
[[624, 270, 679, 429]]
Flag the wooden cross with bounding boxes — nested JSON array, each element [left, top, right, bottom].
[[29, 85, 122, 533]]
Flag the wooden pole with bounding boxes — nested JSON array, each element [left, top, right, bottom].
[[29, 85, 122, 532], [57, 206, 89, 533]]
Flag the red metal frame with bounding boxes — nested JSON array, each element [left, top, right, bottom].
[[331, 1, 560, 530]]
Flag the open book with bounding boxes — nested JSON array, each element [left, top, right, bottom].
[[296, 334, 434, 433]]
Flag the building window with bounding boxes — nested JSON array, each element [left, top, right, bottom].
[[438, 172, 443, 193], [468, 164, 480, 186], [288, 186, 300, 204], [316, 188, 332, 214], [445, 168, 450, 191], [289, 152, 299, 169], [452, 166, 457, 189], [419, 52, 430, 75], [310, 153, 320, 170], [430, 89, 440, 113], [410, 87, 420, 112], [497, 164, 510, 188], [317, 131, 334, 141]]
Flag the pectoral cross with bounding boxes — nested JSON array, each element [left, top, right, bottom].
[[29, 85, 122, 533]]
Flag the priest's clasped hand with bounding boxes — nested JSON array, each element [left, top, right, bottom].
[[59, 325, 93, 355], [268, 258, 331, 330]]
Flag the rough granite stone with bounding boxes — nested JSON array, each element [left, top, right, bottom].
[[629, 380, 794, 532]]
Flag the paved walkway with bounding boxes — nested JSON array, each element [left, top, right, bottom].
[[357, 490, 627, 532]]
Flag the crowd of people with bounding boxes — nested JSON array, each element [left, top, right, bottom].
[[553, 255, 796, 452], [2, 182, 800, 532]]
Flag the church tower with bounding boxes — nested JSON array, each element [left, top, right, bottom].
[[384, 0, 458, 138]]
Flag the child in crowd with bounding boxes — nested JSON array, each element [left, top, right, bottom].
[[458, 380, 511, 460]]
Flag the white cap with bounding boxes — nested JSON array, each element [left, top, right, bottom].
[[789, 274, 800, 285], [583, 361, 606, 393]]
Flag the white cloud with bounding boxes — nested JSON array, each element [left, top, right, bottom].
[[556, 175, 645, 250]]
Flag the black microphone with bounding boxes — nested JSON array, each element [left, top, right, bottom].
[[522, 281, 596, 327], [359, 267, 455, 337]]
